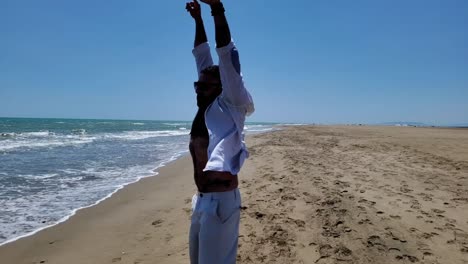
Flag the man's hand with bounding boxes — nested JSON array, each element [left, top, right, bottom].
[[199, 0, 221, 5], [186, 0, 202, 20]]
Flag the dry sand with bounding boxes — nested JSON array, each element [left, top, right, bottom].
[[1, 126, 467, 264]]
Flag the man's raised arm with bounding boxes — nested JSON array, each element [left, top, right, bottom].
[[186, 0, 213, 77], [200, 0, 254, 115], [211, 3, 231, 48]]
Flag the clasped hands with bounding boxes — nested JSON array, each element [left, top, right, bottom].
[[186, 0, 221, 19]]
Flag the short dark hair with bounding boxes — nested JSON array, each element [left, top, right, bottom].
[[201, 65, 221, 84]]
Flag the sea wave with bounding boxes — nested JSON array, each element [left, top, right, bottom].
[[1, 133, 16, 138], [0, 138, 95, 151], [71, 129, 87, 135], [163, 122, 190, 126], [247, 127, 274, 132], [0, 130, 189, 152], [23, 131, 53, 137], [17, 173, 60, 180], [244, 124, 281, 134], [101, 130, 189, 140], [1, 131, 55, 139]]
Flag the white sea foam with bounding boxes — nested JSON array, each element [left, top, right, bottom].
[[247, 127, 274, 132], [2, 140, 69, 152], [22, 131, 52, 137], [163, 122, 190, 126], [0, 137, 95, 151], [102, 130, 189, 140], [132, 123, 145, 125], [0, 130, 189, 152], [0, 131, 94, 151], [244, 124, 281, 134], [71, 129, 87, 135], [17, 173, 59, 180], [1, 132, 16, 138], [245, 125, 270, 130]]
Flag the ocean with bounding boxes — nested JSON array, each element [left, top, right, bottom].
[[0, 117, 277, 246]]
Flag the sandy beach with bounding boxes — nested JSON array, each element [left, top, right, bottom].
[[1, 125, 467, 264]]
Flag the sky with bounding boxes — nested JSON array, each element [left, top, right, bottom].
[[1, 0, 467, 125]]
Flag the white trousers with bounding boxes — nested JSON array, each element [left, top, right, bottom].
[[189, 189, 241, 264]]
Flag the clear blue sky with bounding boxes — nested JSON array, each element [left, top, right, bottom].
[[1, 0, 467, 125]]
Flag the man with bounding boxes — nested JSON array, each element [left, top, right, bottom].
[[185, 0, 254, 263]]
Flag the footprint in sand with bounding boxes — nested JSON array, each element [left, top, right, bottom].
[[421, 232, 439, 239], [333, 180, 351, 188], [367, 235, 387, 251], [358, 198, 376, 206], [445, 223, 456, 229], [446, 218, 457, 224], [418, 192, 433, 201], [139, 233, 152, 242], [420, 251, 438, 262], [358, 218, 372, 225], [410, 200, 421, 209], [152, 219, 163, 227], [321, 197, 342, 207], [432, 208, 445, 214], [334, 245, 353, 261], [317, 244, 353, 262], [165, 233, 173, 242], [461, 246, 468, 253], [249, 211, 265, 219], [316, 244, 333, 262], [183, 208, 191, 216], [395, 254, 419, 262], [281, 194, 297, 201]]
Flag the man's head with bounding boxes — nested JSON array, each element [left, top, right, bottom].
[[195, 65, 222, 108]]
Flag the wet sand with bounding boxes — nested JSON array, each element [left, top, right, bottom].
[[1, 126, 467, 264]]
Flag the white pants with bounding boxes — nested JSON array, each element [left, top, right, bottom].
[[189, 189, 241, 264]]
